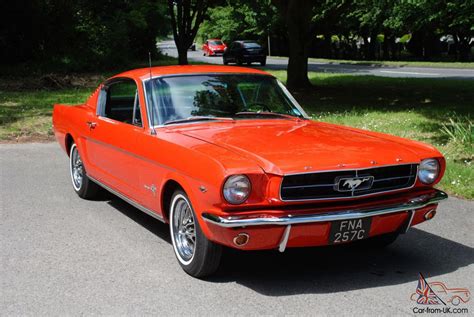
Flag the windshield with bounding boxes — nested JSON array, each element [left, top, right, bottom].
[[210, 40, 223, 45], [243, 42, 260, 48], [145, 74, 308, 125]]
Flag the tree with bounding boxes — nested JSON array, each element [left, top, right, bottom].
[[274, 0, 316, 89], [0, 0, 170, 71], [198, 0, 279, 45], [168, 0, 210, 65]]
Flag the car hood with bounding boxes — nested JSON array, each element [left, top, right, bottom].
[[174, 120, 440, 175]]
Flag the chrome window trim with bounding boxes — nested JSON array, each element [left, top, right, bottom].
[[141, 72, 309, 130], [279, 163, 419, 202], [96, 78, 144, 128]]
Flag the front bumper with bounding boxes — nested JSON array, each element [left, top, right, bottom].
[[203, 190, 447, 228], [202, 189, 447, 251]]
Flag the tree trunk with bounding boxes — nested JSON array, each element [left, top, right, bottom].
[[367, 31, 377, 60], [285, 0, 313, 89], [382, 33, 389, 60], [177, 44, 189, 65], [168, 0, 208, 66]]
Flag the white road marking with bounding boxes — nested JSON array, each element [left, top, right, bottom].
[[379, 70, 440, 76]]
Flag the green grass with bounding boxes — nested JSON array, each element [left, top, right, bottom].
[[0, 67, 472, 198], [269, 56, 474, 69], [269, 71, 474, 199], [0, 89, 93, 141]]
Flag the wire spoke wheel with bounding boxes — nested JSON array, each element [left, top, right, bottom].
[[171, 195, 196, 263], [70, 145, 84, 190], [169, 190, 222, 277]]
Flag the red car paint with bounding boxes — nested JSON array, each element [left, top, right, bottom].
[[202, 39, 227, 56]]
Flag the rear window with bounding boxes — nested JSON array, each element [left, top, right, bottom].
[[210, 40, 223, 45]]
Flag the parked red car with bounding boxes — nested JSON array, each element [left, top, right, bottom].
[[53, 65, 448, 277], [202, 39, 226, 56]]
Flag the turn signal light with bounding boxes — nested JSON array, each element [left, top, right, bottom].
[[233, 233, 249, 246], [424, 209, 436, 220]]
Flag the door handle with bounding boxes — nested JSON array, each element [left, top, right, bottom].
[[86, 121, 97, 129]]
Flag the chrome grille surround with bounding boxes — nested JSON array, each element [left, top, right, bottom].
[[280, 163, 419, 201]]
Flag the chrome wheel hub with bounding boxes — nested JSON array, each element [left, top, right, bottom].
[[172, 197, 196, 262], [71, 147, 83, 190]]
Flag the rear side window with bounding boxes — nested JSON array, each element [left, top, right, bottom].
[[101, 79, 142, 126]]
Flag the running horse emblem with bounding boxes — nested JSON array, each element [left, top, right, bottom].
[[342, 177, 371, 190]]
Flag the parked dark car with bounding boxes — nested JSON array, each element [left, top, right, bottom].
[[223, 41, 266, 66]]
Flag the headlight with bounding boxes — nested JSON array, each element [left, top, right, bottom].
[[418, 159, 440, 184], [223, 175, 251, 204]]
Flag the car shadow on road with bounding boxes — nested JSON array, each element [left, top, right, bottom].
[[106, 196, 171, 244], [212, 230, 473, 296], [106, 195, 473, 296]]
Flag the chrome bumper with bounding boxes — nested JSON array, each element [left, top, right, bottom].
[[202, 190, 448, 228]]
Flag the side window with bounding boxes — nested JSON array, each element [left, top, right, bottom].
[[102, 79, 142, 126]]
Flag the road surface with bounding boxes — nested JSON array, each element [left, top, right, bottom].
[[1, 143, 473, 315], [158, 40, 474, 79]]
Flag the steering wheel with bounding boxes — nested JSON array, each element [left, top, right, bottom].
[[246, 102, 272, 112]]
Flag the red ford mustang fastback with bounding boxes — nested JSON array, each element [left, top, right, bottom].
[[53, 65, 447, 277]]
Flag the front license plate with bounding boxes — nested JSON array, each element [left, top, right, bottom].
[[329, 218, 372, 244]]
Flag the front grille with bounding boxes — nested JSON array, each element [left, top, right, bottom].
[[280, 164, 418, 201]]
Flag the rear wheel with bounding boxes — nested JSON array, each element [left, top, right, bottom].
[[223, 58, 229, 65], [260, 59, 266, 66], [169, 190, 222, 278], [237, 58, 243, 66], [69, 143, 100, 199]]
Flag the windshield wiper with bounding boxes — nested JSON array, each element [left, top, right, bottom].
[[163, 116, 234, 126], [234, 111, 303, 120]]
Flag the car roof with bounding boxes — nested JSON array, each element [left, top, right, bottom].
[[113, 65, 272, 81], [207, 38, 222, 41]]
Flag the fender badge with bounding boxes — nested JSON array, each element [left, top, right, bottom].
[[144, 184, 157, 197]]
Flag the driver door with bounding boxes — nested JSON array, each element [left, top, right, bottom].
[[85, 78, 144, 198]]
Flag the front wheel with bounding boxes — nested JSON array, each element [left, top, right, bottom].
[[69, 143, 100, 199], [169, 190, 222, 278]]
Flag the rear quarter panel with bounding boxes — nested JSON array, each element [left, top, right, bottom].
[[52, 87, 99, 154]]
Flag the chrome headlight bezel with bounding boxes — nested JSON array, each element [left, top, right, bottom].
[[418, 158, 440, 184], [223, 175, 251, 204]]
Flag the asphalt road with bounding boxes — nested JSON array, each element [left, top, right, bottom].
[[1, 143, 473, 315], [158, 40, 474, 79]]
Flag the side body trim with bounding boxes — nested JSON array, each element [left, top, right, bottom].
[[89, 176, 165, 223]]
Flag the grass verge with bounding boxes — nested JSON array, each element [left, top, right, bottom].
[[269, 56, 474, 69]]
